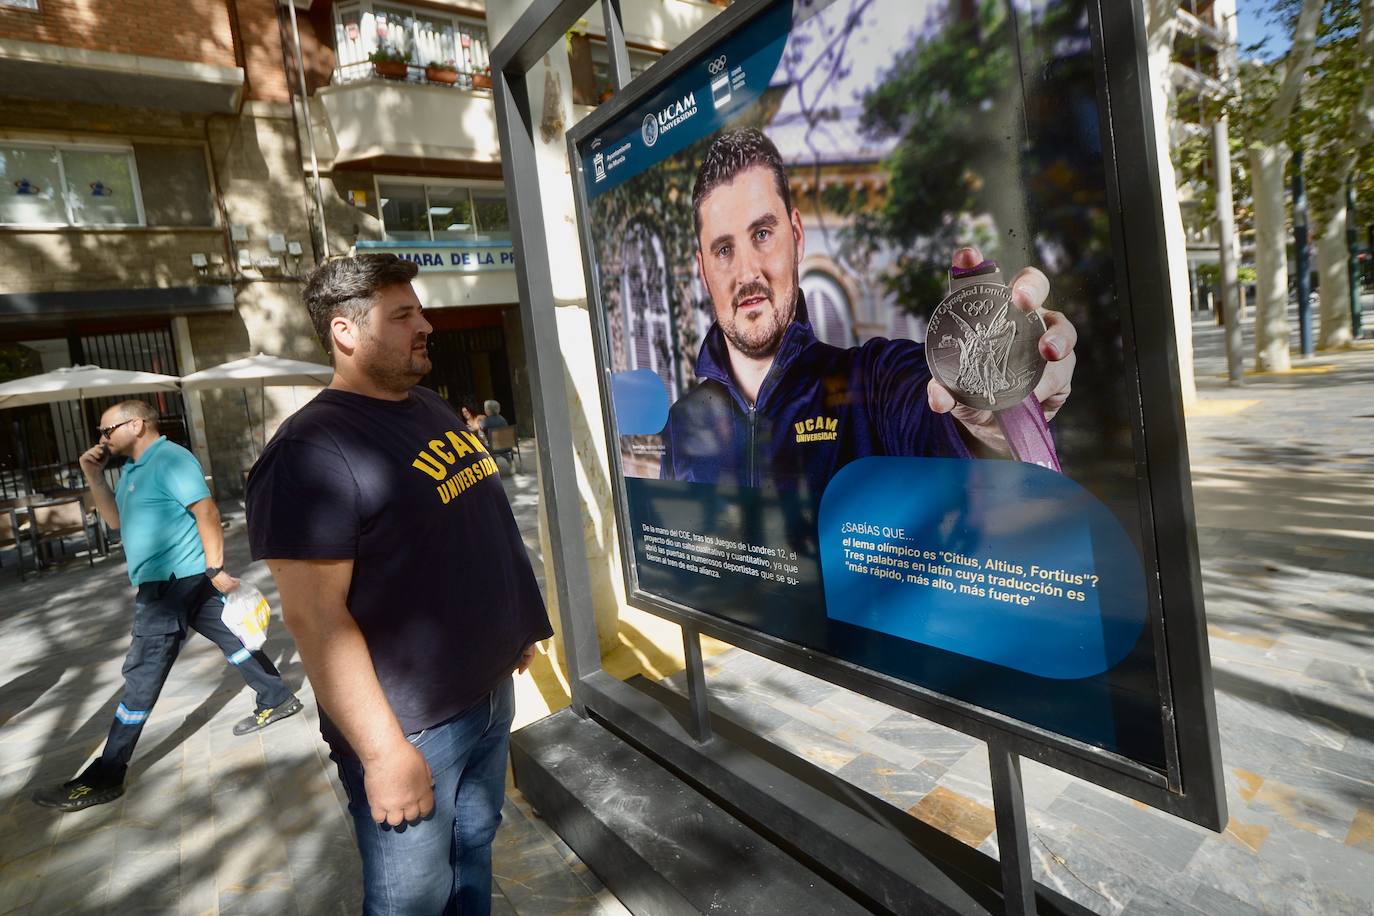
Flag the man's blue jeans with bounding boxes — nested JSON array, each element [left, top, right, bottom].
[[333, 677, 515, 916]]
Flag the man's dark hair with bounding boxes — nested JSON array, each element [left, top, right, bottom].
[[302, 253, 420, 355], [691, 128, 793, 248]]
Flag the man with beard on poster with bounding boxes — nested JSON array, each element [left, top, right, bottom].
[[658, 128, 1078, 492]]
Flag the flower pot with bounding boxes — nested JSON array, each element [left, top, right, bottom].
[[472, 72, 492, 90], [599, 89, 615, 103], [373, 60, 409, 80], [425, 66, 458, 84]]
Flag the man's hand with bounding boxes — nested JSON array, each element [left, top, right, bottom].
[[928, 246, 1077, 455], [364, 739, 434, 827], [517, 641, 538, 674], [79, 444, 110, 477], [211, 570, 241, 594]]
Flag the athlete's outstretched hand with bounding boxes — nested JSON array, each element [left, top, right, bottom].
[[927, 246, 1077, 455]]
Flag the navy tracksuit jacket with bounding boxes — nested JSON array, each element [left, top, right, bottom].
[[659, 307, 970, 494]]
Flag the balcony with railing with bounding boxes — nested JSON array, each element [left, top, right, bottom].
[[332, 2, 491, 90], [316, 2, 499, 168]]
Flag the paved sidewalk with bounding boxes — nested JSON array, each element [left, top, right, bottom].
[[0, 471, 626, 915]]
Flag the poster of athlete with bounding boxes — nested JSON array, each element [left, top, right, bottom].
[[571, 0, 1220, 818]]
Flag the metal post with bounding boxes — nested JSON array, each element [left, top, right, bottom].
[[989, 743, 1035, 916], [287, 0, 331, 258], [491, 25, 605, 713], [1348, 180, 1362, 338], [1293, 146, 1312, 356], [601, 0, 632, 92], [1212, 117, 1243, 385], [12, 416, 33, 497], [681, 625, 712, 743]]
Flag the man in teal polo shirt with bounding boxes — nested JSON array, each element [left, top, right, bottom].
[[33, 399, 301, 812]]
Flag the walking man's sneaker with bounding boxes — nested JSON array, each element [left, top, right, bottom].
[[233, 696, 304, 736], [32, 762, 127, 812]]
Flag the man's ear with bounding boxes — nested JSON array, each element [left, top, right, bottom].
[[331, 316, 358, 355], [695, 248, 709, 298], [790, 207, 805, 261]]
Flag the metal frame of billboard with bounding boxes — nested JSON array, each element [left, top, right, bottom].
[[494, 0, 1224, 907]]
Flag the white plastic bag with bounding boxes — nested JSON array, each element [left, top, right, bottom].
[[221, 585, 272, 651]]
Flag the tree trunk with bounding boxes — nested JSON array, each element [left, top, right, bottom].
[[1317, 186, 1354, 349], [1145, 17, 1197, 404], [1239, 0, 1321, 373], [1315, 0, 1373, 350], [1249, 144, 1292, 371], [1213, 118, 1244, 384]]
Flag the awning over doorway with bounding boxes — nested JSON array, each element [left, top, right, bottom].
[[0, 285, 235, 326]]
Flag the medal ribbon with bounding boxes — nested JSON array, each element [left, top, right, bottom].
[[947, 260, 1062, 472]]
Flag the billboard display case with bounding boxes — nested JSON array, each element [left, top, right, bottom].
[[567, 0, 1224, 829]]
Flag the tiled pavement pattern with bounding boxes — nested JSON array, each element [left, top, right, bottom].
[[1, 298, 1372, 914], [0, 468, 627, 915]]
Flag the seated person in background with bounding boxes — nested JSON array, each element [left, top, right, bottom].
[[459, 396, 486, 438], [482, 399, 509, 432]]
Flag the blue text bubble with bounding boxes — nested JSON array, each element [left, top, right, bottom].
[[819, 457, 1147, 680], [612, 368, 671, 436]]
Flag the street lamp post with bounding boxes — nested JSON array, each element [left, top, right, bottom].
[[1349, 180, 1362, 338], [1293, 147, 1313, 356]]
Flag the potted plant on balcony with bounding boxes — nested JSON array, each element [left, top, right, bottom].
[[368, 45, 409, 80], [472, 65, 492, 91], [425, 59, 459, 85]]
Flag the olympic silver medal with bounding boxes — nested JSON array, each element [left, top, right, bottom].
[[925, 281, 1046, 412]]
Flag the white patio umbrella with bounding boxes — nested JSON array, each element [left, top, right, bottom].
[[0, 364, 181, 409], [0, 364, 183, 495], [179, 353, 333, 454], [178, 353, 334, 391]]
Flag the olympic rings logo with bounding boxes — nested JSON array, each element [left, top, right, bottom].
[[707, 56, 727, 75]]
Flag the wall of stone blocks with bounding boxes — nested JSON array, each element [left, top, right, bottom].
[[190, 104, 325, 494], [0, 96, 209, 143], [184, 278, 320, 494], [208, 102, 315, 258], [0, 228, 223, 297], [318, 169, 385, 253]]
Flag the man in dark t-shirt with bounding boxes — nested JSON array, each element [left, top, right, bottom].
[[246, 254, 552, 915]]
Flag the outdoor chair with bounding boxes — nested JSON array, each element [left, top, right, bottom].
[[30, 496, 98, 570], [0, 501, 32, 580], [486, 425, 522, 473], [77, 489, 110, 557]]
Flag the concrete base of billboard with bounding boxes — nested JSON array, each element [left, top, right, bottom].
[[511, 676, 1095, 916], [510, 706, 868, 915]]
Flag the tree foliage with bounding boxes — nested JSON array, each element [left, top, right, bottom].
[[1173, 0, 1373, 269], [1293, 0, 1374, 224], [825, 0, 1116, 329], [825, 0, 1024, 313]]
